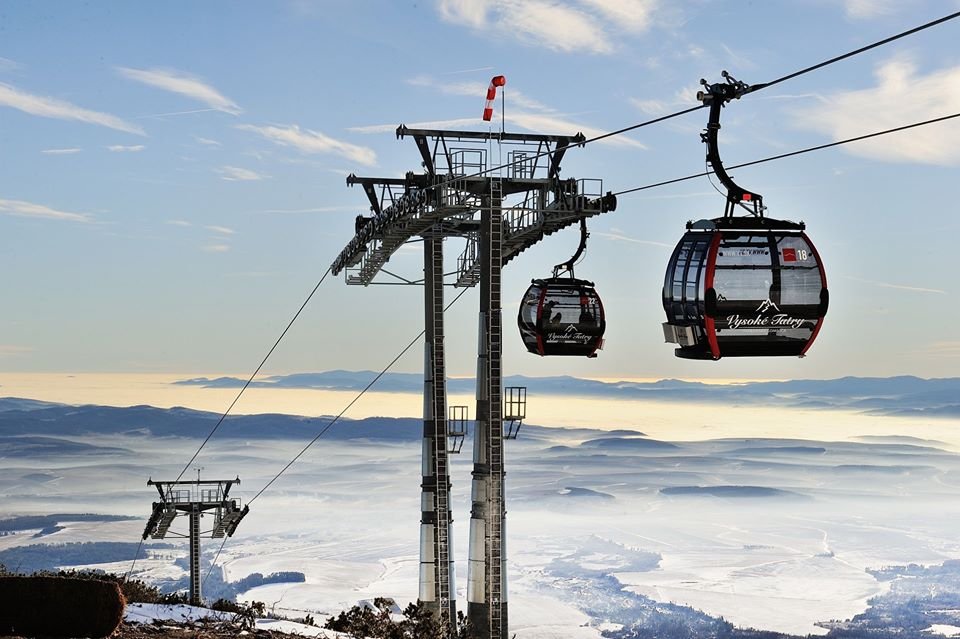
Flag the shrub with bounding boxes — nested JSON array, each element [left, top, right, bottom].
[[0, 575, 124, 638]]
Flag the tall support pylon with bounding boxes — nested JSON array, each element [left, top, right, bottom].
[[188, 506, 201, 606], [331, 126, 615, 639], [467, 185, 507, 639], [420, 234, 457, 631]]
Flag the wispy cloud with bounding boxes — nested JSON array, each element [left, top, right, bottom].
[[350, 117, 479, 135], [0, 344, 33, 357], [843, 0, 899, 19], [358, 75, 645, 148], [262, 205, 356, 214], [792, 56, 960, 166], [0, 82, 145, 135], [508, 112, 646, 148], [41, 147, 82, 155], [202, 243, 230, 253], [0, 57, 21, 72], [844, 275, 946, 295], [218, 166, 269, 181], [629, 98, 670, 117], [437, 0, 490, 28], [107, 144, 145, 152], [594, 229, 672, 247], [752, 93, 820, 102], [0, 197, 91, 222], [437, 0, 658, 54], [503, 1, 613, 54], [440, 66, 495, 75], [167, 219, 193, 227], [578, 0, 657, 32], [921, 340, 960, 358], [720, 42, 755, 70], [206, 225, 235, 235], [195, 136, 221, 147], [117, 67, 241, 115], [237, 123, 377, 166], [407, 75, 555, 112], [137, 108, 220, 119]]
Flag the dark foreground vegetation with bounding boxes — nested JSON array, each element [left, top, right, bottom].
[[324, 597, 473, 638], [3, 555, 960, 638], [0, 574, 124, 638], [0, 566, 466, 638]]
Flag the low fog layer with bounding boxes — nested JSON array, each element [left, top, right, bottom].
[[1, 398, 959, 636]]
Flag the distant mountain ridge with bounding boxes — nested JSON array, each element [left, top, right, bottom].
[[173, 371, 960, 417], [1, 373, 957, 449], [0, 400, 422, 441]]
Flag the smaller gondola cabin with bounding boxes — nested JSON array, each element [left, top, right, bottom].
[[519, 278, 605, 357], [662, 218, 828, 359]]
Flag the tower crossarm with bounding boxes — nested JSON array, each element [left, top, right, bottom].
[[331, 127, 602, 286], [332, 172, 451, 280], [148, 478, 241, 500], [454, 188, 616, 287], [504, 191, 616, 266], [396, 126, 584, 181], [347, 174, 412, 216]]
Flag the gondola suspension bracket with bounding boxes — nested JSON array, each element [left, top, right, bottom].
[[698, 71, 764, 217], [553, 218, 589, 279]]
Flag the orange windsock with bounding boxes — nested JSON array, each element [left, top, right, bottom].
[[482, 75, 506, 121]]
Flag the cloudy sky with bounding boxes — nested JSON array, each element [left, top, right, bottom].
[[2, 0, 960, 381]]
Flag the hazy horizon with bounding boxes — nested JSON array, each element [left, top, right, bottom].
[[3, 371, 960, 450]]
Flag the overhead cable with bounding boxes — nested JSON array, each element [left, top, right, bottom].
[[173, 268, 333, 483], [126, 271, 333, 580], [749, 10, 960, 94], [423, 9, 960, 191], [612, 111, 960, 197], [247, 285, 471, 506], [201, 286, 472, 584]]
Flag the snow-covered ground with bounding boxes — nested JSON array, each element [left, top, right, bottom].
[[125, 603, 231, 624], [217, 429, 960, 636], [4, 399, 960, 637], [124, 603, 346, 638]]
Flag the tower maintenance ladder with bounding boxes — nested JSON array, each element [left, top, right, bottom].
[[486, 182, 505, 639]]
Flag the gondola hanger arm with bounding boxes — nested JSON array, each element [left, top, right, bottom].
[[698, 71, 764, 217], [552, 218, 589, 279]]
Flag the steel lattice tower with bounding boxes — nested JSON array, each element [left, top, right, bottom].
[[332, 126, 615, 639]]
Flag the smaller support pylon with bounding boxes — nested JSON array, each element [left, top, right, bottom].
[[142, 477, 248, 608]]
